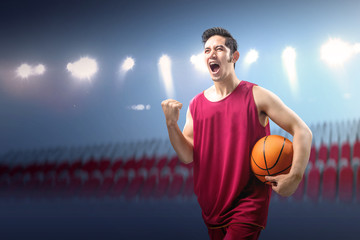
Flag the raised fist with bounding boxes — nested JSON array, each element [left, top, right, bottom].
[[161, 99, 183, 127]]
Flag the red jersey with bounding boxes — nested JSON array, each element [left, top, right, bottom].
[[189, 80, 271, 229]]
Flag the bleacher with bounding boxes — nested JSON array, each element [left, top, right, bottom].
[[1, 119, 360, 204]]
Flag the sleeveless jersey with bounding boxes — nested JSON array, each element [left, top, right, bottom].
[[189, 80, 272, 229]]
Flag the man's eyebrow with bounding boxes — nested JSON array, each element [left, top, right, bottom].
[[204, 44, 225, 49]]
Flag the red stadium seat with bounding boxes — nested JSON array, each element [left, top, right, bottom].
[[321, 165, 337, 202], [97, 176, 114, 198], [154, 175, 170, 199], [340, 142, 351, 165], [111, 159, 123, 175], [293, 175, 305, 201], [80, 176, 101, 198], [309, 146, 317, 164], [356, 167, 360, 203], [0, 164, 9, 177], [317, 144, 328, 164], [69, 160, 83, 178], [98, 158, 111, 174], [156, 156, 168, 174], [306, 167, 321, 202], [140, 174, 157, 199], [82, 159, 99, 177], [66, 176, 83, 197], [182, 175, 194, 198], [110, 176, 128, 198], [9, 165, 24, 177], [125, 175, 145, 199], [23, 163, 40, 177], [168, 174, 184, 199], [144, 157, 156, 171], [329, 144, 339, 165], [168, 156, 179, 173], [56, 162, 70, 177], [123, 157, 144, 172], [338, 166, 354, 203], [352, 140, 360, 167], [43, 162, 57, 176]]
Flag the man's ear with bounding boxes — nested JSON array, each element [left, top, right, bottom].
[[232, 51, 240, 63]]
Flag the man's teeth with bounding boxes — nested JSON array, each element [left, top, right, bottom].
[[210, 63, 220, 72]]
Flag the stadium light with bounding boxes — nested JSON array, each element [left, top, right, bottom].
[[159, 55, 175, 99], [190, 52, 207, 73], [320, 38, 354, 67], [34, 64, 46, 75], [244, 49, 259, 65], [282, 47, 298, 95], [16, 63, 46, 79], [121, 57, 135, 72], [67, 57, 98, 80], [129, 104, 151, 111], [16, 64, 32, 79]]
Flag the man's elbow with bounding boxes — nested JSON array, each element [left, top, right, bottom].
[[304, 126, 313, 143], [179, 157, 193, 165]]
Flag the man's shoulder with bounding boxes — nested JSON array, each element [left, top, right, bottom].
[[190, 91, 204, 106]]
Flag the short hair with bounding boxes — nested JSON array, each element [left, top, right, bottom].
[[202, 27, 238, 67]]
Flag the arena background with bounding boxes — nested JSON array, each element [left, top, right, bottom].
[[1, 0, 360, 239]]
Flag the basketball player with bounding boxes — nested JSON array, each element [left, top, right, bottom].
[[161, 27, 312, 240]]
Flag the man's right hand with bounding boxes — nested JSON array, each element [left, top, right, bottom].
[[161, 99, 183, 127]]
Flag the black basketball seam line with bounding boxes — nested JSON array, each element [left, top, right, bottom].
[[253, 163, 292, 177], [267, 137, 286, 170], [263, 136, 271, 176], [251, 154, 267, 171]]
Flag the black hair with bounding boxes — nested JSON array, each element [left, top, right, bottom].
[[202, 27, 238, 68]]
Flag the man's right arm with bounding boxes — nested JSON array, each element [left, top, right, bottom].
[[161, 99, 194, 164]]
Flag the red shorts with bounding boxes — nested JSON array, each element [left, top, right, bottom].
[[207, 223, 262, 240]]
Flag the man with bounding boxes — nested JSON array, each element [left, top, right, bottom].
[[161, 27, 312, 240]]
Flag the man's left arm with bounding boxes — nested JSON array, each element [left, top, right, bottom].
[[253, 86, 313, 197]]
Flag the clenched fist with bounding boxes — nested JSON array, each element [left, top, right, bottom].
[[161, 99, 183, 127]]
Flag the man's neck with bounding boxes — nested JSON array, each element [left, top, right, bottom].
[[213, 75, 241, 98], [204, 74, 241, 102]]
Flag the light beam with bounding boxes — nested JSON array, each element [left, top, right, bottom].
[[158, 55, 175, 99], [282, 47, 298, 95], [244, 49, 259, 65]]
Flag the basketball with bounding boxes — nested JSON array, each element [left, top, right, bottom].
[[251, 135, 293, 184]]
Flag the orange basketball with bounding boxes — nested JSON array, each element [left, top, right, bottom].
[[251, 135, 293, 184]]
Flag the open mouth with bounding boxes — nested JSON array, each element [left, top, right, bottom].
[[209, 63, 220, 73]]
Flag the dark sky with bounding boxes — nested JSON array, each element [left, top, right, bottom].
[[0, 0, 359, 154]]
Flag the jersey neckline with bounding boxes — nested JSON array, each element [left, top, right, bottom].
[[202, 80, 245, 103]]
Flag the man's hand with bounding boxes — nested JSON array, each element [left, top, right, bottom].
[[265, 173, 302, 197], [161, 99, 183, 127]]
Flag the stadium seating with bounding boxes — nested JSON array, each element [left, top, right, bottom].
[[309, 146, 317, 164], [306, 166, 321, 202], [356, 167, 360, 203], [1, 120, 360, 203], [292, 175, 305, 201], [321, 163, 337, 202], [329, 144, 339, 166], [338, 166, 354, 203]]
